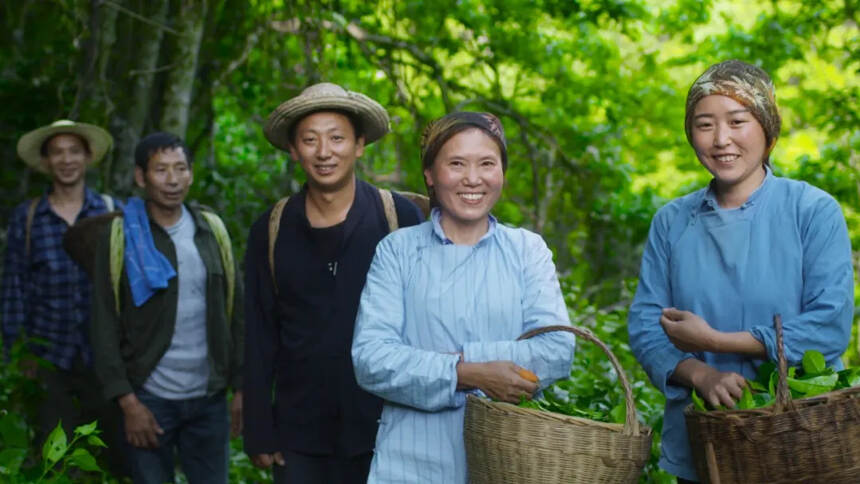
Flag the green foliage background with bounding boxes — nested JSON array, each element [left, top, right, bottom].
[[0, 0, 858, 481]]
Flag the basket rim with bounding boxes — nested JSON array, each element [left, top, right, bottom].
[[683, 384, 860, 419], [517, 324, 644, 436], [467, 394, 653, 436]]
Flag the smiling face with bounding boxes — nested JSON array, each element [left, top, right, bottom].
[[134, 147, 193, 211], [41, 133, 91, 187], [424, 128, 504, 239], [288, 111, 365, 193], [691, 94, 768, 198]]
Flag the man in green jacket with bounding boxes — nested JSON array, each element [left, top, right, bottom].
[[86, 132, 243, 484]]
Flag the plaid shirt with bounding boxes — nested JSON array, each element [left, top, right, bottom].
[[1, 187, 116, 370]]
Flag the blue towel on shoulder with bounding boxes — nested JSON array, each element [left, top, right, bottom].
[[123, 197, 176, 307]]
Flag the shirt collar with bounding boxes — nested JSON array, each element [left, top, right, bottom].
[[430, 207, 497, 245], [184, 203, 213, 233], [700, 165, 773, 212], [36, 185, 99, 214]]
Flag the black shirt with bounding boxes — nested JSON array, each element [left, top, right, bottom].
[[309, 221, 345, 276], [242, 179, 424, 457]]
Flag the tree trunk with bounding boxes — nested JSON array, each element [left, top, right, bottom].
[[108, 0, 170, 194], [160, 0, 208, 138]]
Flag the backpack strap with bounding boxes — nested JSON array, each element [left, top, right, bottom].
[[24, 197, 40, 259], [101, 194, 115, 212], [266, 190, 401, 294], [268, 197, 290, 293], [108, 211, 236, 320], [201, 211, 236, 322], [378, 188, 398, 232], [109, 217, 124, 315]]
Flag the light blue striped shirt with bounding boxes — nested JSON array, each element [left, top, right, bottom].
[[628, 169, 854, 480], [353, 209, 575, 483]]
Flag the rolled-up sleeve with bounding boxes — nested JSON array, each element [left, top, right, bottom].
[[352, 237, 464, 412], [748, 195, 854, 366], [462, 231, 574, 387], [628, 206, 694, 401]]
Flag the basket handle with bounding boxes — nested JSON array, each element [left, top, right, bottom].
[[772, 314, 795, 414], [517, 324, 641, 437]]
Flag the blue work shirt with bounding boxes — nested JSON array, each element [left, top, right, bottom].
[[628, 168, 854, 480], [352, 209, 576, 484], [1, 187, 117, 369]]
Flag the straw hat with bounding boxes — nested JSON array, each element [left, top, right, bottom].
[[17, 119, 113, 173], [264, 82, 389, 151]]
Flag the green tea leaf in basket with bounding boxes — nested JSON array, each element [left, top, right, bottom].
[[787, 373, 838, 397], [837, 368, 860, 389], [752, 392, 774, 408], [518, 394, 541, 410], [691, 389, 706, 411], [747, 379, 767, 392], [756, 361, 776, 387], [768, 370, 777, 397], [802, 350, 827, 376], [609, 402, 626, 424], [736, 385, 755, 410]]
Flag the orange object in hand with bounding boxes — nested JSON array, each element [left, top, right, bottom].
[[517, 368, 539, 383]]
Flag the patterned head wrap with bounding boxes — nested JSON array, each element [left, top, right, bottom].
[[685, 60, 781, 160], [420, 111, 507, 173]]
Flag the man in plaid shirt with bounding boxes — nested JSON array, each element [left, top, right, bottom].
[[1, 120, 125, 473]]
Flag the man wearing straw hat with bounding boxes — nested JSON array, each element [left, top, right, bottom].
[[1, 119, 123, 465], [242, 83, 425, 483]]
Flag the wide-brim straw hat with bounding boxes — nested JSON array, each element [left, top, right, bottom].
[[264, 82, 389, 151], [17, 119, 113, 173]]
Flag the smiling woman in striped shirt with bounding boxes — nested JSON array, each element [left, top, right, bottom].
[[352, 111, 575, 483]]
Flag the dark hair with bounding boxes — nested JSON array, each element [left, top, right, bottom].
[[134, 132, 192, 170], [40, 133, 91, 157], [421, 124, 508, 174], [287, 109, 364, 147]]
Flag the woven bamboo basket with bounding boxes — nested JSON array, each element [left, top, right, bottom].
[[464, 325, 652, 484], [685, 315, 860, 484]]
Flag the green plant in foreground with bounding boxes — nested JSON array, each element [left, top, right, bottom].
[[0, 411, 105, 483]]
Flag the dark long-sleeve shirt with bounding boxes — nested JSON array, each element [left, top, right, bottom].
[[1, 187, 114, 369], [242, 179, 423, 457], [86, 204, 243, 401]]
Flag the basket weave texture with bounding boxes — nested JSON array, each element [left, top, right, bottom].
[[685, 315, 860, 484], [464, 325, 652, 484]]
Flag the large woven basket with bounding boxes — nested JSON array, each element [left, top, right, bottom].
[[685, 315, 860, 484], [464, 325, 652, 483]]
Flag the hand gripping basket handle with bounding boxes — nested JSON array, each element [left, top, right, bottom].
[[517, 324, 641, 437]]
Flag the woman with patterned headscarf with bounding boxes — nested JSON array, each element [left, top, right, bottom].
[[351, 112, 575, 483], [628, 60, 853, 482]]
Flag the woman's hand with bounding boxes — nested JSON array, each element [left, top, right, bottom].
[[660, 308, 721, 353], [456, 361, 539, 403], [672, 358, 747, 408]]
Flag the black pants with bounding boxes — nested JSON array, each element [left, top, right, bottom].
[[37, 359, 128, 477], [677, 478, 699, 484], [272, 450, 373, 484]]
